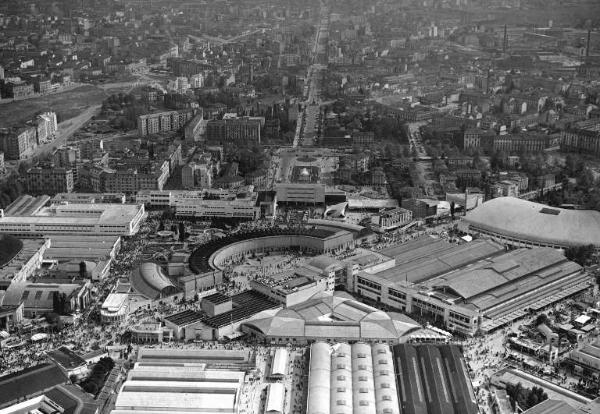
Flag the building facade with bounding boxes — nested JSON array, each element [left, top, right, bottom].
[[26, 167, 74, 195]]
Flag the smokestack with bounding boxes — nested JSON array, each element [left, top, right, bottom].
[[587, 30, 591, 58], [503, 25, 508, 54]]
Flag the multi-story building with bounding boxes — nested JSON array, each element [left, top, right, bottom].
[[26, 167, 74, 195], [561, 120, 600, 156], [370, 207, 413, 232], [0, 126, 37, 160], [0, 198, 145, 237], [401, 198, 442, 219], [168, 58, 208, 77], [352, 131, 375, 147], [492, 132, 559, 153], [184, 114, 207, 142], [140, 87, 162, 104], [136, 189, 264, 220], [490, 180, 519, 198], [182, 162, 212, 189], [5, 81, 34, 99], [52, 146, 80, 168], [137, 110, 194, 136], [463, 128, 496, 149], [346, 239, 589, 336], [206, 118, 262, 144], [33, 78, 52, 94], [454, 169, 482, 187], [0, 151, 4, 173], [190, 73, 204, 88], [102, 161, 170, 194], [245, 170, 268, 188], [35, 112, 58, 142]]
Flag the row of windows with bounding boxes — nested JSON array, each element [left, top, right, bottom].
[[388, 288, 407, 300], [414, 298, 445, 313], [449, 311, 471, 324], [357, 277, 381, 292]]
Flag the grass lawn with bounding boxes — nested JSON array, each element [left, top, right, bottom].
[[0, 85, 107, 127]]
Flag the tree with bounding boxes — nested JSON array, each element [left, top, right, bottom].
[[565, 244, 595, 266], [178, 222, 185, 242], [79, 261, 87, 279], [506, 382, 548, 411], [535, 313, 548, 327], [45, 312, 63, 331]]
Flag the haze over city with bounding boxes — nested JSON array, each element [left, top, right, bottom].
[[1, 0, 600, 413]]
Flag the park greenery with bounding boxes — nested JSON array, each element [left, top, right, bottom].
[[506, 382, 548, 411], [80, 357, 115, 396]]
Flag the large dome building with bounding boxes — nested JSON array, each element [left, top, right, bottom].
[[459, 197, 600, 249]]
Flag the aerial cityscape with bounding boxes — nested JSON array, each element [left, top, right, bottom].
[[1, 0, 600, 413]]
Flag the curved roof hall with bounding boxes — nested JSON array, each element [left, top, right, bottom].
[[131, 262, 179, 300], [462, 197, 600, 248]]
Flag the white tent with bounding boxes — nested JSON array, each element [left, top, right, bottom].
[[265, 383, 285, 414], [31, 333, 48, 342]]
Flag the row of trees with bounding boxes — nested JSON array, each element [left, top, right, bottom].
[[80, 357, 115, 396]]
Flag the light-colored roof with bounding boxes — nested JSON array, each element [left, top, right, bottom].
[[308, 255, 343, 271], [243, 292, 421, 342], [102, 293, 128, 312], [114, 392, 235, 411], [1, 282, 82, 310], [271, 348, 288, 377], [130, 263, 178, 300], [265, 383, 285, 414], [462, 197, 600, 247]]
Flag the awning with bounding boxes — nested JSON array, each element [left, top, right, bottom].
[[31, 333, 48, 342], [0, 330, 9, 339]]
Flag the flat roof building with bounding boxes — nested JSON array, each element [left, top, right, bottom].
[[163, 309, 204, 341], [0, 197, 145, 237], [111, 349, 246, 414], [0, 364, 68, 409], [0, 236, 48, 289]]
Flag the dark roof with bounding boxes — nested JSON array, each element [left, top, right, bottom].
[[47, 346, 87, 369], [164, 309, 203, 326], [438, 346, 479, 414], [203, 292, 231, 305], [0, 363, 68, 408], [202, 290, 279, 328], [415, 345, 455, 414], [393, 344, 428, 414], [46, 384, 99, 414], [393, 344, 478, 414]]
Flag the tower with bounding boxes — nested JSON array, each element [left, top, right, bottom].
[[502, 24, 508, 54], [586, 29, 591, 58]]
